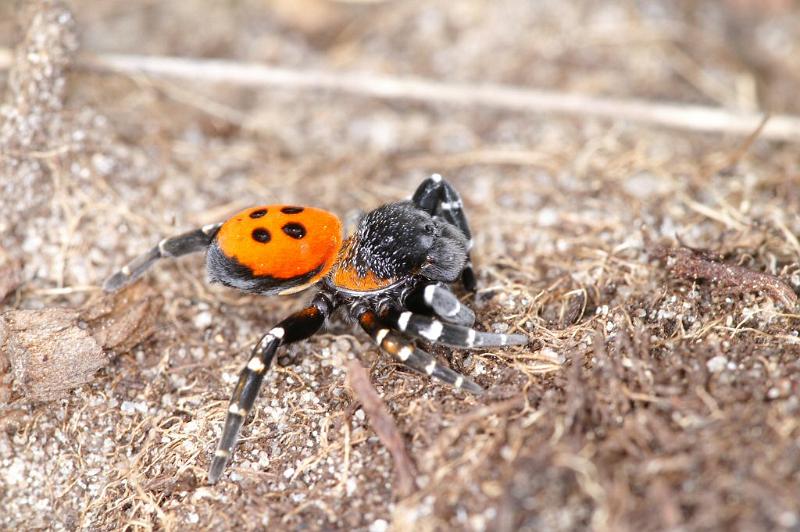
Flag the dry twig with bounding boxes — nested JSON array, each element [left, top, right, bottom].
[[0, 50, 799, 141], [658, 246, 797, 307], [345, 359, 417, 498]]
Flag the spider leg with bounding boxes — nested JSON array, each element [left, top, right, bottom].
[[208, 293, 333, 484], [411, 174, 477, 291], [103, 223, 222, 292], [378, 306, 528, 349], [402, 283, 476, 327], [352, 304, 483, 394]]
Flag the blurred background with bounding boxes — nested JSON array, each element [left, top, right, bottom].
[[3, 0, 799, 111]]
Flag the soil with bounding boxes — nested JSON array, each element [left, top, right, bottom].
[[1, 1, 800, 530]]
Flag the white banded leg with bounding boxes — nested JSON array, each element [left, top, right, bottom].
[[209, 329, 281, 483], [354, 306, 483, 394], [103, 223, 222, 292], [208, 295, 332, 483], [403, 283, 476, 326], [380, 307, 528, 349]]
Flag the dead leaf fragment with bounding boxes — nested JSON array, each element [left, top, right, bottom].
[[0, 284, 163, 402]]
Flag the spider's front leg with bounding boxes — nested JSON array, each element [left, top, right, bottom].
[[378, 305, 528, 349], [412, 174, 476, 291], [402, 282, 476, 327], [103, 223, 222, 292], [208, 293, 334, 484], [352, 303, 483, 394]]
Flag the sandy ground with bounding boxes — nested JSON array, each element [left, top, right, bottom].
[[1, 1, 800, 530]]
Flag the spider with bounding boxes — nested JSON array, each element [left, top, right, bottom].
[[104, 174, 528, 483]]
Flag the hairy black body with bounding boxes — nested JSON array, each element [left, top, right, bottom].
[[334, 201, 469, 285]]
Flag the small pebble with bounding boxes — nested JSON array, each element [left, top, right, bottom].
[[193, 311, 213, 329], [706, 356, 728, 373], [369, 519, 389, 532]]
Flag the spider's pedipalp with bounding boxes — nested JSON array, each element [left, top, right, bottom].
[[411, 175, 476, 291], [379, 306, 528, 349], [354, 306, 483, 394], [103, 223, 222, 292], [402, 283, 476, 326], [208, 294, 333, 484]]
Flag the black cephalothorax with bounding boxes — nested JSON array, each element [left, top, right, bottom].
[[336, 201, 469, 283]]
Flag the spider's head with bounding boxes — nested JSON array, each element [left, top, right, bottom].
[[207, 205, 342, 295]]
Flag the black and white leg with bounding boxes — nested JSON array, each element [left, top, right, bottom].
[[378, 305, 528, 349], [352, 304, 483, 394], [103, 223, 223, 292], [208, 293, 333, 484], [402, 283, 475, 327], [411, 174, 477, 291]]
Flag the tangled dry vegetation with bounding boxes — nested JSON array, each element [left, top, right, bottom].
[[1, 1, 800, 530]]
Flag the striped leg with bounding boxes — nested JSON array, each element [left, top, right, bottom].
[[379, 306, 528, 349], [208, 294, 333, 484], [353, 304, 483, 395], [411, 174, 477, 291], [402, 283, 476, 327], [103, 223, 222, 292]]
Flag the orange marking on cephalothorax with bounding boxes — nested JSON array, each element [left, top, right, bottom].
[[328, 237, 395, 293], [331, 267, 395, 292], [215, 205, 342, 284]]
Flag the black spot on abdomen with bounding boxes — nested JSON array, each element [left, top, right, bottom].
[[249, 208, 268, 219], [281, 206, 304, 214], [282, 222, 306, 239], [252, 228, 271, 243]]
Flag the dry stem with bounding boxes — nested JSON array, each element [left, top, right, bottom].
[[659, 246, 797, 307], [0, 50, 799, 141], [345, 360, 418, 498]]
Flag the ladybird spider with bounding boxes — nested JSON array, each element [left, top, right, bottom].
[[104, 174, 528, 483]]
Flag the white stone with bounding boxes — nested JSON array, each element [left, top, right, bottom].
[[369, 519, 389, 532], [706, 355, 728, 373], [193, 311, 213, 329]]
